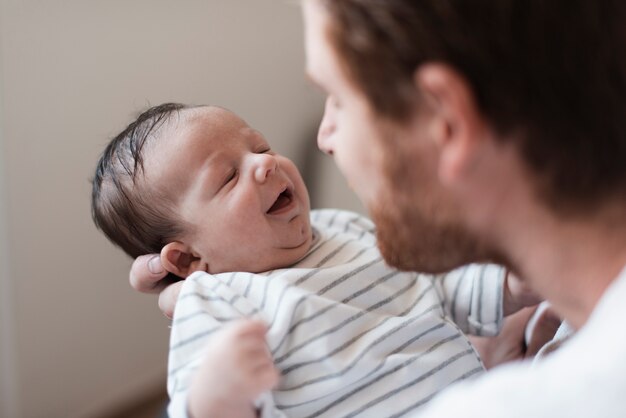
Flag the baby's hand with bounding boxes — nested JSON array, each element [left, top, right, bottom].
[[188, 319, 280, 417], [503, 271, 543, 316]]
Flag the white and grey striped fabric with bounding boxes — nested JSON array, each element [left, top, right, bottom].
[[168, 209, 505, 418]]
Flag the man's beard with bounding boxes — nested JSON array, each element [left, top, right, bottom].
[[371, 197, 493, 273], [368, 128, 500, 273]]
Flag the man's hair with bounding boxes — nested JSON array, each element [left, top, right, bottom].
[[91, 103, 190, 258], [320, 0, 626, 213]]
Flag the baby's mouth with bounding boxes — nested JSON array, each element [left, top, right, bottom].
[[267, 188, 293, 214]]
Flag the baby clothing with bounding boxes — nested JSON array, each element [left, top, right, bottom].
[[167, 209, 506, 417]]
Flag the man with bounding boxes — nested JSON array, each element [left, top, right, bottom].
[[132, 0, 626, 416]]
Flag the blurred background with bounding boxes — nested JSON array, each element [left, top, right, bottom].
[[0, 0, 363, 417]]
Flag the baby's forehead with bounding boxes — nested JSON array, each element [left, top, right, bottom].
[[183, 105, 248, 131], [140, 106, 245, 192], [172, 107, 262, 154], [146, 106, 259, 165]]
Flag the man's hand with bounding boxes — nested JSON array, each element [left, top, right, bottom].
[[470, 305, 561, 369], [129, 254, 183, 319], [188, 320, 280, 418]]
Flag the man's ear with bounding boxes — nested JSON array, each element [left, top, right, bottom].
[[414, 63, 488, 185], [161, 242, 209, 277]]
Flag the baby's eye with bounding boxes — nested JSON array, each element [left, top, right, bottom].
[[256, 147, 272, 154], [224, 169, 238, 185]]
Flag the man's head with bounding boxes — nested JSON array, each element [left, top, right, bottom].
[[92, 104, 312, 275], [305, 0, 626, 272]]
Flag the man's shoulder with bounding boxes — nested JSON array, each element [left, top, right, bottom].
[[417, 274, 626, 418]]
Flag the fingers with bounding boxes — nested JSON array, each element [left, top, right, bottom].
[[470, 307, 536, 369], [188, 320, 279, 415], [208, 319, 280, 395], [230, 320, 279, 393], [525, 306, 562, 357], [158, 281, 184, 319], [253, 359, 281, 392], [129, 254, 168, 293], [130, 254, 185, 319], [505, 306, 537, 334], [503, 272, 544, 315], [471, 304, 562, 369], [230, 318, 270, 337]]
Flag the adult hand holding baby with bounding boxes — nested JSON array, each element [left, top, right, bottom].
[[130, 254, 183, 319], [131, 252, 559, 372]]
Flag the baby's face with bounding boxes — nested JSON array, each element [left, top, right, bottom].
[[144, 106, 312, 273]]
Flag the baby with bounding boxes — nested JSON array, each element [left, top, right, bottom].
[[92, 103, 536, 418]]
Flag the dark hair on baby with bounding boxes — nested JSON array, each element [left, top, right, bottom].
[[91, 103, 190, 258]]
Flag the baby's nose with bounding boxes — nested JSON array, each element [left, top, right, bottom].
[[254, 154, 278, 183]]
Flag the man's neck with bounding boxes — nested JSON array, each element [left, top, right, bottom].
[[459, 139, 626, 329], [496, 202, 626, 329]]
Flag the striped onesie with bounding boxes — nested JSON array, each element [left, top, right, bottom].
[[167, 209, 506, 418]]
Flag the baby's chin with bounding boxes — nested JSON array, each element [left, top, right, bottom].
[[266, 223, 315, 271], [208, 230, 314, 275], [282, 226, 315, 266]]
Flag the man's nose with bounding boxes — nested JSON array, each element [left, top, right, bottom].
[[317, 120, 334, 155], [253, 153, 278, 183], [317, 96, 336, 155]]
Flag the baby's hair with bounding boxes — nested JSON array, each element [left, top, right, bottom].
[[91, 103, 191, 258]]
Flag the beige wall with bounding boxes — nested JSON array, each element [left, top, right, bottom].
[[0, 31, 19, 414], [0, 1, 361, 417]]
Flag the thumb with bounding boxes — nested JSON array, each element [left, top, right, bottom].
[[130, 254, 168, 293]]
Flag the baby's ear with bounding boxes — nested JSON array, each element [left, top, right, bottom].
[[161, 242, 208, 277]]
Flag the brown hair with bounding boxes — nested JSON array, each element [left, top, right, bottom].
[[320, 0, 626, 212], [91, 103, 190, 258]]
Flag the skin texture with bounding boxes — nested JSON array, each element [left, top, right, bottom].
[[130, 108, 310, 417], [469, 306, 562, 369], [143, 106, 313, 277], [130, 2, 626, 414], [309, 10, 496, 275], [129, 0, 626, 330], [127, 102, 544, 417], [303, 0, 626, 330]]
